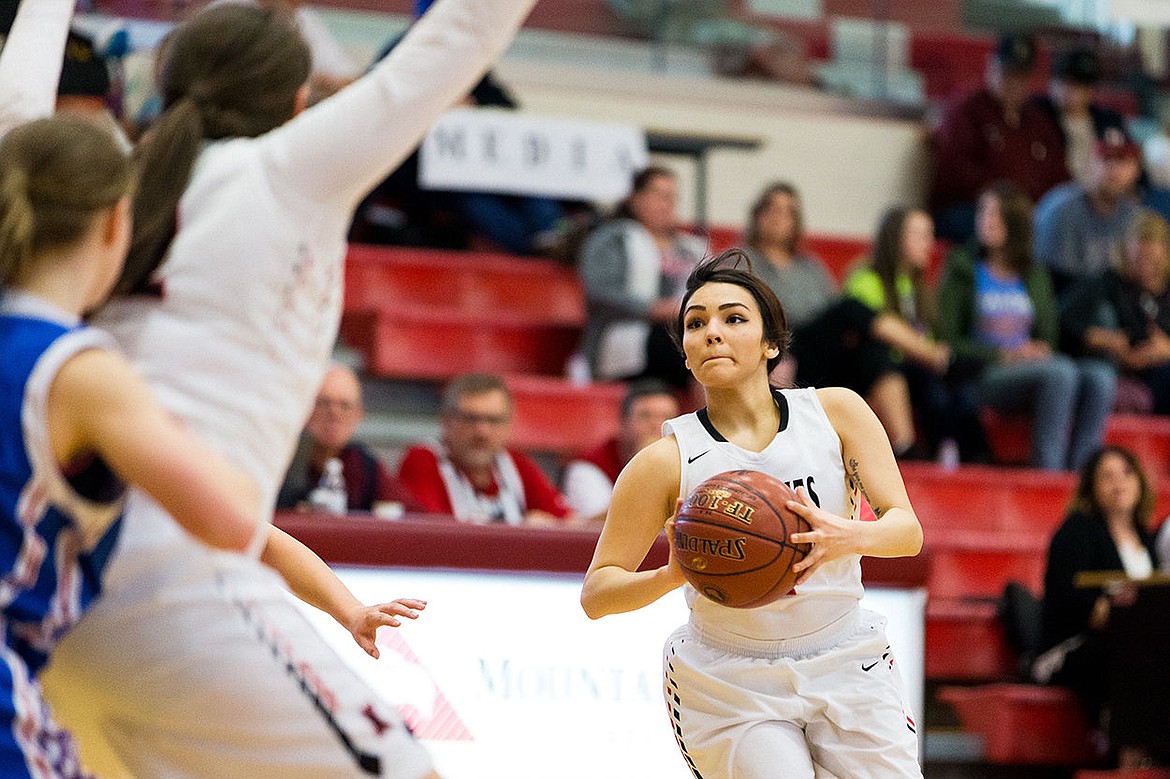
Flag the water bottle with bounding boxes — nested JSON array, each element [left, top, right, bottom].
[[309, 458, 348, 515], [937, 438, 960, 472]]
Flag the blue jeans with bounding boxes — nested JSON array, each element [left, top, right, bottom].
[[978, 356, 1116, 470]]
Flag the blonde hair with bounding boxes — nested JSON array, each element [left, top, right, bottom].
[[0, 116, 134, 284], [1131, 208, 1170, 255]]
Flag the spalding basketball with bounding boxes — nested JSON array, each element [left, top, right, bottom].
[[674, 470, 811, 609]]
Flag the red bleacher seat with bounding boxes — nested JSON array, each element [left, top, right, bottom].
[[979, 410, 1170, 477], [1077, 770, 1170, 779], [344, 244, 585, 324], [925, 599, 1017, 680], [340, 308, 580, 380], [505, 374, 624, 456], [900, 462, 1074, 535], [939, 684, 1097, 764], [925, 528, 1049, 599]]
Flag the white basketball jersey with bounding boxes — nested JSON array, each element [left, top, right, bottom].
[[663, 387, 863, 644]]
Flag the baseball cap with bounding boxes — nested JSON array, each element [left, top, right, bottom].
[[1054, 48, 1102, 85], [1096, 128, 1141, 161], [994, 33, 1037, 74], [58, 31, 110, 99]]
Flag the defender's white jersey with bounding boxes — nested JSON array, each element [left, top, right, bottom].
[[664, 387, 864, 645], [86, 0, 536, 570]]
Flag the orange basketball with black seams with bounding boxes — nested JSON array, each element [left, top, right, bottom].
[[674, 470, 811, 609]]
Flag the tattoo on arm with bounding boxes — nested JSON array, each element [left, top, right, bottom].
[[848, 457, 882, 518]]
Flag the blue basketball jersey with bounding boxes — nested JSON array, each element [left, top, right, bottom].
[[0, 292, 124, 672]]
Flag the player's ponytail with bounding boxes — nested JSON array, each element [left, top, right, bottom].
[[0, 165, 35, 285], [118, 4, 310, 296], [0, 116, 134, 286]]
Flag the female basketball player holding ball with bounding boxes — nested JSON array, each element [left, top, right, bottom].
[[582, 249, 925, 778]]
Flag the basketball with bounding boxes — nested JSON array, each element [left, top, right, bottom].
[[673, 470, 811, 609]]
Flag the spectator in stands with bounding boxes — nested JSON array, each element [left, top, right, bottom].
[[578, 166, 706, 388], [350, 33, 570, 256], [561, 380, 679, 522], [277, 364, 419, 515], [1035, 445, 1164, 768], [1061, 210, 1170, 415], [742, 182, 915, 455], [51, 29, 131, 151], [844, 207, 988, 462], [1032, 47, 1127, 189], [398, 373, 575, 525], [936, 182, 1115, 471], [930, 33, 1068, 244], [1034, 128, 1143, 299]]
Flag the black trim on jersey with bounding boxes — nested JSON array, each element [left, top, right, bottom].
[[696, 389, 789, 442]]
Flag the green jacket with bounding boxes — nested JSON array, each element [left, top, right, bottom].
[[935, 243, 1060, 367]]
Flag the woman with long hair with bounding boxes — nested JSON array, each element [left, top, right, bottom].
[[578, 166, 707, 389], [0, 115, 263, 775], [743, 182, 917, 455], [845, 206, 987, 461], [936, 182, 1115, 470], [1038, 445, 1164, 767], [582, 250, 924, 777], [7, 0, 538, 775]]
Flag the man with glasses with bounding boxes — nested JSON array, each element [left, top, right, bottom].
[[398, 373, 574, 525], [278, 363, 418, 515]]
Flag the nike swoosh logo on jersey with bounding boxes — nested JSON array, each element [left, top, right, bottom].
[[688, 450, 711, 464], [861, 661, 880, 672]]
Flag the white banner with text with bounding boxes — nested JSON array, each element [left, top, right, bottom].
[[297, 567, 925, 778], [418, 109, 648, 200]]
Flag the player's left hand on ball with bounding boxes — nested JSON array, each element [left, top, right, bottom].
[[785, 487, 858, 586], [348, 598, 427, 659]]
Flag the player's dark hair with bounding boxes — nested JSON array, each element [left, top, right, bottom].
[[0, 116, 134, 285], [1070, 445, 1155, 530], [672, 249, 791, 375], [119, 4, 311, 296], [745, 181, 803, 254]]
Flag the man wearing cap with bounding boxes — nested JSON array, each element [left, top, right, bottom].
[[931, 33, 1069, 243], [1034, 128, 1143, 298], [1032, 47, 1127, 188]]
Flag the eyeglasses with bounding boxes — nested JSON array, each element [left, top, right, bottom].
[[448, 410, 511, 427]]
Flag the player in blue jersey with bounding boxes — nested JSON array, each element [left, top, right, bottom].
[[0, 115, 263, 776]]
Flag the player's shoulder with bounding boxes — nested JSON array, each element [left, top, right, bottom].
[[615, 434, 680, 489], [813, 386, 872, 425]]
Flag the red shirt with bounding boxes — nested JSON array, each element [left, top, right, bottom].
[[397, 444, 573, 521], [931, 88, 1069, 211], [577, 437, 625, 484]]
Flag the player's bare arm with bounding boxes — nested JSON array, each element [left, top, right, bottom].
[[581, 435, 685, 619], [787, 387, 923, 582], [261, 526, 425, 658], [48, 349, 263, 553]]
